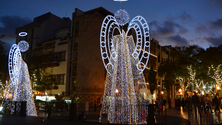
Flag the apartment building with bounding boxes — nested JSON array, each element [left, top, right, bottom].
[[40, 27, 72, 97], [15, 12, 71, 99], [70, 7, 113, 108]]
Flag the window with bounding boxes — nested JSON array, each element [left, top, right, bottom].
[[48, 56, 52, 62], [73, 65, 77, 72], [75, 23, 79, 33], [72, 79, 76, 91], [52, 75, 57, 85], [54, 53, 58, 61], [74, 51, 78, 61], [45, 74, 64, 85], [61, 52, 66, 61], [158, 54, 160, 62], [46, 76, 51, 84], [59, 75, 64, 85], [75, 37, 78, 44]]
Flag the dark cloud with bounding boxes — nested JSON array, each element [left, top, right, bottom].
[[0, 15, 32, 41], [205, 36, 222, 47], [179, 11, 192, 23], [168, 35, 189, 46], [210, 18, 222, 30], [195, 23, 207, 33], [149, 19, 188, 37], [207, 0, 222, 8]]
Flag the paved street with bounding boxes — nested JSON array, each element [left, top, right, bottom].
[[162, 108, 222, 125], [1, 108, 222, 125]]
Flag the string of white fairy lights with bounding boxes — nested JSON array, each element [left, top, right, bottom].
[[5, 32, 37, 116], [99, 2, 150, 124]]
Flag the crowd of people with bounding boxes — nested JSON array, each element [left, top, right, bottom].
[[174, 92, 222, 118], [154, 92, 222, 119]]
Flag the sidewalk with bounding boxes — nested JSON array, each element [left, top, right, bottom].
[[1, 108, 222, 125], [0, 113, 190, 125], [165, 108, 222, 125], [0, 115, 101, 125]]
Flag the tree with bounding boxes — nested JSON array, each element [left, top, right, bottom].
[[0, 35, 7, 99], [158, 61, 177, 100], [174, 45, 203, 95], [147, 65, 157, 103], [25, 49, 52, 92]]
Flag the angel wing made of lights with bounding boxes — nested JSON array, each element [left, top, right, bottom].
[[8, 44, 22, 85], [100, 15, 150, 74]]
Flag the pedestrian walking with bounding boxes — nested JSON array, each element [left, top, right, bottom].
[[205, 94, 213, 113], [182, 98, 186, 111], [202, 95, 206, 112], [156, 97, 163, 119], [163, 98, 166, 110], [214, 93, 221, 113], [192, 91, 202, 118]]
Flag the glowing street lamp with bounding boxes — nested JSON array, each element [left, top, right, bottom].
[[0, 106, 3, 112], [178, 88, 183, 96], [179, 88, 182, 93], [115, 89, 119, 95], [217, 86, 220, 90], [161, 91, 164, 94]]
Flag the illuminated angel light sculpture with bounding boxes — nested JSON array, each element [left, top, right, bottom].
[[100, 9, 150, 124], [5, 32, 37, 116]]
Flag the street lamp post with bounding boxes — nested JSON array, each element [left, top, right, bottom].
[[178, 89, 182, 99]]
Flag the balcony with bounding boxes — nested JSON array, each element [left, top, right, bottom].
[[40, 61, 59, 68]]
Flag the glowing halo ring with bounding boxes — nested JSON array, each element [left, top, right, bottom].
[[100, 15, 121, 74], [18, 32, 27, 37], [8, 44, 22, 85], [126, 16, 150, 74]]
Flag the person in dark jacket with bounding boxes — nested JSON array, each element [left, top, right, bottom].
[[182, 98, 186, 111], [192, 91, 202, 118], [78, 111, 86, 121], [214, 94, 221, 113]]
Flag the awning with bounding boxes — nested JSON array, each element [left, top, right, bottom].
[[62, 96, 71, 100]]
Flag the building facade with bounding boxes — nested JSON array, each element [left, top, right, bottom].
[[15, 12, 71, 99], [41, 27, 72, 97], [70, 7, 113, 109]]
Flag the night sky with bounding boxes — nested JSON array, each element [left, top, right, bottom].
[[0, 0, 222, 51]]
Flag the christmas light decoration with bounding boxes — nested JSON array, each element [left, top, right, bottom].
[[186, 65, 214, 94], [187, 65, 202, 91], [18, 40, 29, 52], [114, 9, 129, 26], [0, 81, 4, 99], [18, 32, 27, 37], [208, 64, 222, 85], [4, 42, 37, 116], [177, 77, 190, 92], [99, 8, 150, 124]]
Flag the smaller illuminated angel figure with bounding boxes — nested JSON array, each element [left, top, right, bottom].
[[4, 32, 37, 116], [100, 9, 150, 124]]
